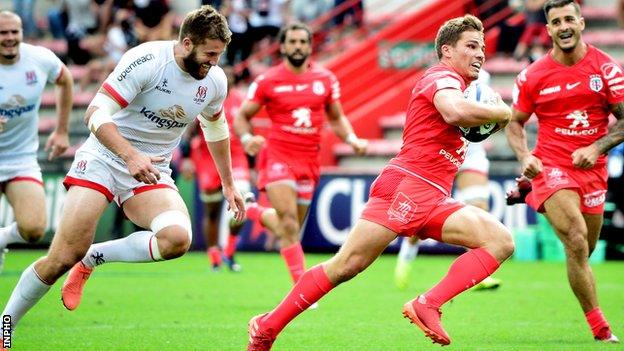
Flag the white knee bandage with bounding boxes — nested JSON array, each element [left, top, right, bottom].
[[150, 210, 193, 242], [456, 185, 491, 203]]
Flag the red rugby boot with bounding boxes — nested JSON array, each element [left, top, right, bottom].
[[247, 313, 276, 351], [402, 295, 451, 346]]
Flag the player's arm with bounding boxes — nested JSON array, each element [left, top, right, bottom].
[[325, 101, 367, 155], [84, 88, 164, 185], [178, 122, 197, 180], [434, 88, 511, 128], [46, 64, 73, 160], [572, 102, 624, 169], [505, 108, 542, 178], [198, 109, 245, 222], [233, 99, 265, 156]]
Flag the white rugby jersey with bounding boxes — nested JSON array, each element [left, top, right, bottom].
[[0, 43, 63, 164], [80, 40, 227, 167]]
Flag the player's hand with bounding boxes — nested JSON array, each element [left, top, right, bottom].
[[223, 184, 245, 222], [180, 158, 195, 180], [520, 154, 543, 179], [572, 144, 600, 169], [45, 130, 70, 160], [349, 137, 368, 156], [242, 135, 265, 156], [494, 96, 512, 125], [0, 117, 7, 133], [125, 152, 165, 185]]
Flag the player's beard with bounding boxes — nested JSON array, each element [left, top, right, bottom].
[[286, 51, 308, 68], [1, 40, 19, 61], [183, 49, 207, 80]]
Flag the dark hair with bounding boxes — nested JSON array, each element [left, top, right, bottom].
[[435, 15, 483, 59], [278, 22, 312, 45], [543, 0, 581, 18], [179, 5, 231, 45]]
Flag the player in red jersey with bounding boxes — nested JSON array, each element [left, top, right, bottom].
[[506, 0, 622, 343], [181, 70, 250, 272], [246, 15, 513, 350], [234, 23, 367, 287]]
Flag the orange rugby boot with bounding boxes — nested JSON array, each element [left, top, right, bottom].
[[61, 262, 93, 311], [247, 313, 275, 351], [402, 295, 451, 346]]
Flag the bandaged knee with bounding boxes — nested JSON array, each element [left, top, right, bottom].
[[150, 210, 193, 243]]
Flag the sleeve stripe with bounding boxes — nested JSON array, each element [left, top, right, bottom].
[[102, 82, 129, 108]]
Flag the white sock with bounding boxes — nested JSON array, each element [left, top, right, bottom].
[[2, 262, 51, 331], [398, 238, 420, 263], [81, 231, 163, 268], [0, 223, 26, 249]]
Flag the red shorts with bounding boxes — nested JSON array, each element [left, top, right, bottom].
[[526, 165, 608, 215], [256, 147, 320, 203], [360, 166, 464, 240], [190, 138, 250, 193]]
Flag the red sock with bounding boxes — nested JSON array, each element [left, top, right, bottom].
[[424, 248, 500, 308], [585, 307, 611, 338], [208, 247, 222, 266], [263, 265, 334, 336], [280, 242, 306, 283], [246, 203, 268, 222], [224, 234, 238, 258]]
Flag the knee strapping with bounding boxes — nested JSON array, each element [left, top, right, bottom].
[[150, 210, 193, 243]]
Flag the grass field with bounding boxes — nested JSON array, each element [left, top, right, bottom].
[[0, 250, 622, 351]]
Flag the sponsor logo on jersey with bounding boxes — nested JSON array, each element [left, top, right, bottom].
[[555, 110, 598, 136], [589, 74, 603, 92], [194, 86, 207, 104], [140, 106, 188, 129], [601, 62, 622, 80], [116, 53, 155, 81], [295, 84, 308, 92], [439, 148, 463, 169], [539, 85, 561, 96], [0, 95, 35, 118], [292, 107, 312, 128], [583, 190, 606, 208], [566, 82, 580, 90], [312, 80, 325, 95], [25, 70, 38, 85], [274, 85, 293, 93], [155, 78, 171, 94], [387, 192, 417, 224]]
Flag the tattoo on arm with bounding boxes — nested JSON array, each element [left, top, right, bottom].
[[595, 102, 624, 154]]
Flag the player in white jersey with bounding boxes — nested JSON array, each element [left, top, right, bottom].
[[0, 6, 245, 344], [0, 11, 73, 273], [394, 70, 501, 290]]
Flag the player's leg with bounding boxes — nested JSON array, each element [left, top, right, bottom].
[[200, 193, 224, 271], [394, 236, 420, 289], [0, 180, 46, 246], [404, 206, 514, 345], [2, 186, 109, 330], [265, 182, 306, 283], [543, 190, 615, 341], [455, 170, 502, 290], [223, 180, 252, 272], [61, 188, 191, 310], [248, 219, 397, 349]]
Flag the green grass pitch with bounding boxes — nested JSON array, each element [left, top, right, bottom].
[[0, 250, 622, 350]]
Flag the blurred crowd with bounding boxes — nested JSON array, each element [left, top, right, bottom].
[[10, 0, 365, 90]]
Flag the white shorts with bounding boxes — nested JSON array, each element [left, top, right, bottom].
[[0, 157, 43, 186], [64, 148, 177, 205], [459, 142, 489, 175]]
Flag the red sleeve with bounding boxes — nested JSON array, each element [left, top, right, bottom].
[[600, 59, 624, 104], [512, 68, 534, 114], [420, 71, 463, 104], [248, 75, 268, 105], [327, 72, 341, 104]]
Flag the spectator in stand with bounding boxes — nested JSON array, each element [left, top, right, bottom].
[[513, 0, 550, 62], [333, 0, 364, 28], [79, 9, 137, 91], [13, 0, 39, 38], [202, 0, 223, 8], [222, 0, 253, 82], [61, 0, 103, 65], [291, 0, 333, 23], [46, 0, 67, 39], [248, 0, 290, 44], [133, 0, 174, 42]]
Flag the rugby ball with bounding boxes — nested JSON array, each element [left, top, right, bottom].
[[459, 83, 501, 142]]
